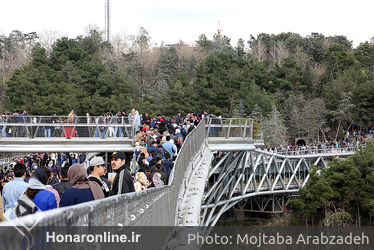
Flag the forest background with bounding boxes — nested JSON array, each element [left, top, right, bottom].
[[1, 28, 374, 145]]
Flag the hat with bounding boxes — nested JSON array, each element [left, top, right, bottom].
[[90, 157, 105, 166], [111, 151, 126, 160]]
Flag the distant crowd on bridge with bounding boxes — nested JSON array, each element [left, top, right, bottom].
[[0, 111, 215, 222], [263, 128, 370, 155], [0, 109, 221, 138]]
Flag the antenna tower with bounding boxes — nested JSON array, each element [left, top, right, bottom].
[[217, 21, 222, 38], [105, 0, 110, 42]]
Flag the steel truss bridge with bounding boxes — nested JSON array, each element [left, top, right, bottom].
[[0, 117, 359, 240]]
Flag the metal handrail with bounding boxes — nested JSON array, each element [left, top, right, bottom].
[[205, 118, 257, 139], [0, 115, 129, 122], [265, 145, 364, 155], [0, 115, 134, 139]]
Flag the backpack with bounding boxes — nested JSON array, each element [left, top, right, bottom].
[[177, 134, 183, 147], [15, 193, 37, 217]]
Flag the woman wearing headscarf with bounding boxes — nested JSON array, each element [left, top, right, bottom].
[[152, 173, 164, 188], [60, 164, 104, 207], [46, 169, 60, 207], [26, 166, 57, 211]]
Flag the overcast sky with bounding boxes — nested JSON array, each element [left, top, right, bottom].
[[0, 0, 373, 47]]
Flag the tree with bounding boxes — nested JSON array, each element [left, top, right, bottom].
[[303, 98, 327, 141], [261, 105, 287, 147], [270, 40, 289, 66], [5, 34, 137, 115], [154, 46, 179, 96], [289, 165, 333, 225], [162, 73, 196, 115], [249, 104, 263, 122], [0, 30, 39, 111], [126, 27, 157, 87], [355, 80, 374, 126], [301, 33, 328, 63], [326, 157, 364, 225], [250, 38, 267, 62], [235, 38, 246, 59], [323, 43, 357, 80], [354, 41, 374, 70], [330, 91, 355, 141]]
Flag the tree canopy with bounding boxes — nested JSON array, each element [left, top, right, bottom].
[[290, 141, 374, 226]]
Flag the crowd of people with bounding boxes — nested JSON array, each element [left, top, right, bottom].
[[0, 109, 130, 138], [0, 111, 207, 222], [0, 109, 217, 139], [263, 128, 370, 155]]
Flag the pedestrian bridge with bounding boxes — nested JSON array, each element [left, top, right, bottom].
[[0, 116, 262, 152], [0, 117, 360, 248], [0, 115, 135, 152]]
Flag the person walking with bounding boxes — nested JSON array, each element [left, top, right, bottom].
[[109, 152, 135, 196], [88, 157, 110, 197], [52, 165, 71, 197], [60, 164, 104, 207], [2, 163, 29, 219], [162, 135, 177, 159], [25, 166, 57, 211]]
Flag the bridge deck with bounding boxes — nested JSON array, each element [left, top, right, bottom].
[[0, 138, 134, 152]]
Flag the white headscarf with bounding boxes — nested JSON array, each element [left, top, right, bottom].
[[28, 167, 49, 190], [28, 178, 46, 190]]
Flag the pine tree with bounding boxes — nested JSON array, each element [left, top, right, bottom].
[[261, 105, 287, 147]]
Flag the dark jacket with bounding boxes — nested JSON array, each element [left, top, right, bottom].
[[88, 176, 110, 197], [60, 188, 94, 207], [53, 180, 71, 197], [109, 165, 135, 196], [101, 177, 112, 190], [162, 160, 174, 178]]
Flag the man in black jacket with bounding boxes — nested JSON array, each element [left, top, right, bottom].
[[109, 152, 135, 196], [52, 165, 71, 197]]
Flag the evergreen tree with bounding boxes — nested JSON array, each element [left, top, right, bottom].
[[261, 105, 287, 147]]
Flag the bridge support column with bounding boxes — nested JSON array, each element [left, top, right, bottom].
[[234, 209, 245, 221]]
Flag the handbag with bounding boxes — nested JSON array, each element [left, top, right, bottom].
[[15, 193, 37, 217]]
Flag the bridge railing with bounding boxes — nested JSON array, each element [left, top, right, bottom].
[[206, 118, 262, 140], [0, 156, 24, 168], [0, 116, 134, 139], [170, 117, 207, 224], [265, 146, 362, 156]]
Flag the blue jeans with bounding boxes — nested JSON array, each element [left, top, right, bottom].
[[44, 128, 51, 137], [1, 126, 6, 137]]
